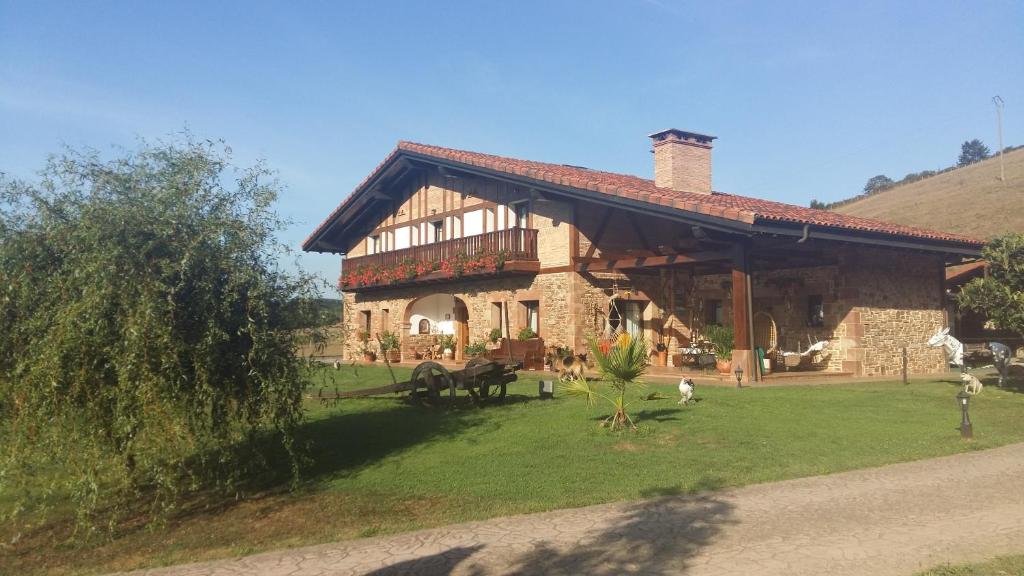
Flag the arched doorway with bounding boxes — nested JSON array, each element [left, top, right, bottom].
[[403, 294, 470, 362]]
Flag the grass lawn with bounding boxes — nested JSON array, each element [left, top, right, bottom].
[[918, 554, 1024, 575], [6, 364, 1024, 575]]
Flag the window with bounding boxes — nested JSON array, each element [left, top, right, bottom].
[[418, 319, 431, 334], [430, 220, 443, 243], [705, 299, 724, 326], [380, 309, 389, 333], [608, 303, 622, 331], [360, 310, 372, 335], [623, 302, 642, 337], [807, 295, 825, 327], [512, 201, 529, 228], [491, 302, 504, 334], [368, 235, 380, 255], [523, 301, 540, 335]]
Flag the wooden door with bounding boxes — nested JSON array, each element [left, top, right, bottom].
[[454, 300, 469, 361]]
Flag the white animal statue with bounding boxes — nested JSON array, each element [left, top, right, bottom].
[[678, 378, 695, 405], [988, 342, 1012, 386], [333, 360, 342, 370], [926, 327, 963, 367], [961, 372, 983, 395]]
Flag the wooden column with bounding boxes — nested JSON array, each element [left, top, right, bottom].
[[732, 240, 756, 383]]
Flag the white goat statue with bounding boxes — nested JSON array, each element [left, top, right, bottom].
[[926, 327, 964, 368], [678, 378, 695, 405], [961, 372, 983, 395]]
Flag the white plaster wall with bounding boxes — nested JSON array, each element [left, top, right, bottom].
[[407, 293, 456, 335], [394, 226, 411, 249], [464, 209, 483, 236]]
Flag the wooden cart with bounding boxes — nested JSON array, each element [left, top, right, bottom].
[[317, 358, 518, 405]]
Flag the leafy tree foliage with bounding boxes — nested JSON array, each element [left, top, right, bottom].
[[862, 174, 894, 195], [0, 139, 325, 534], [809, 199, 828, 209], [958, 234, 1024, 338], [958, 139, 991, 167]]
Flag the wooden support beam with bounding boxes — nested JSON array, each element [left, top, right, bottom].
[[626, 212, 659, 255], [575, 250, 730, 272], [583, 208, 613, 259], [731, 241, 756, 383]]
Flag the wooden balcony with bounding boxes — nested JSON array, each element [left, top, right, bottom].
[[341, 228, 539, 291]]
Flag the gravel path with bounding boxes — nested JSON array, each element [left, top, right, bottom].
[[121, 442, 1024, 575]]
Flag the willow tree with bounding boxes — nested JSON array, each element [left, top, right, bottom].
[[0, 138, 324, 534]]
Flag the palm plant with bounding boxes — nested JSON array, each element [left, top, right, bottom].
[[564, 333, 649, 431]]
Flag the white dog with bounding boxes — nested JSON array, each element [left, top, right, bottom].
[[961, 372, 983, 395], [678, 378, 695, 405]]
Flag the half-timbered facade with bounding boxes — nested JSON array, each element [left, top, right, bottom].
[[304, 130, 984, 379]]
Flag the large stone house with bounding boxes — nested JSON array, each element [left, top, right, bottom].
[[304, 130, 984, 379]]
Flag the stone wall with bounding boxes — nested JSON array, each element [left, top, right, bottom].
[[341, 272, 574, 360], [340, 242, 949, 376]]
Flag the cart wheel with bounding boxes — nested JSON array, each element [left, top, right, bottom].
[[464, 357, 504, 402], [409, 361, 456, 404], [479, 377, 507, 402]]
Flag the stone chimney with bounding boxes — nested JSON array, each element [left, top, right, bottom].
[[649, 128, 716, 194]]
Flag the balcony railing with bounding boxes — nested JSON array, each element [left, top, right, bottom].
[[341, 228, 539, 290]]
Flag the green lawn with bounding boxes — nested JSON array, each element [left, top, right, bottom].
[[918, 554, 1024, 575], [7, 364, 1024, 575]]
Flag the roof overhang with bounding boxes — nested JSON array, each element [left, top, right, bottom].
[[304, 149, 985, 259]]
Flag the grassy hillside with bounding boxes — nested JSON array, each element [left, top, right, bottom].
[[834, 148, 1024, 239]]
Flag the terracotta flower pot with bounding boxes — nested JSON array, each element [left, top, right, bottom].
[[656, 350, 668, 367], [716, 359, 732, 374], [386, 349, 401, 363], [363, 352, 376, 363]]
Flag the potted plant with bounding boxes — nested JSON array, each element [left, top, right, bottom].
[[438, 334, 456, 360], [357, 331, 376, 363], [464, 341, 487, 358], [655, 318, 672, 367], [517, 326, 537, 341], [654, 341, 669, 367], [703, 324, 734, 374], [379, 330, 401, 363], [486, 328, 503, 350]]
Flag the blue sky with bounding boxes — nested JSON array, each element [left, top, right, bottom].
[[2, 1, 1021, 290]]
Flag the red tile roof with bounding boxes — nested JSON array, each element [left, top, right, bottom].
[[304, 141, 985, 251]]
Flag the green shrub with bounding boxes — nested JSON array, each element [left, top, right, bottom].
[[438, 334, 456, 352], [517, 327, 537, 341], [464, 341, 487, 356], [379, 330, 400, 351], [488, 328, 503, 343], [703, 324, 734, 360]]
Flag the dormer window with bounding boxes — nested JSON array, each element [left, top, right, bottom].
[[368, 235, 380, 255], [430, 220, 443, 243]]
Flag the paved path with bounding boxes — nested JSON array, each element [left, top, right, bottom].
[[123, 443, 1024, 576]]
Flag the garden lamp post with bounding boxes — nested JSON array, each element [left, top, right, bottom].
[[734, 365, 743, 389], [957, 390, 973, 439]]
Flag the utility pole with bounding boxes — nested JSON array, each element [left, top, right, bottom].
[[993, 96, 1005, 182]]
